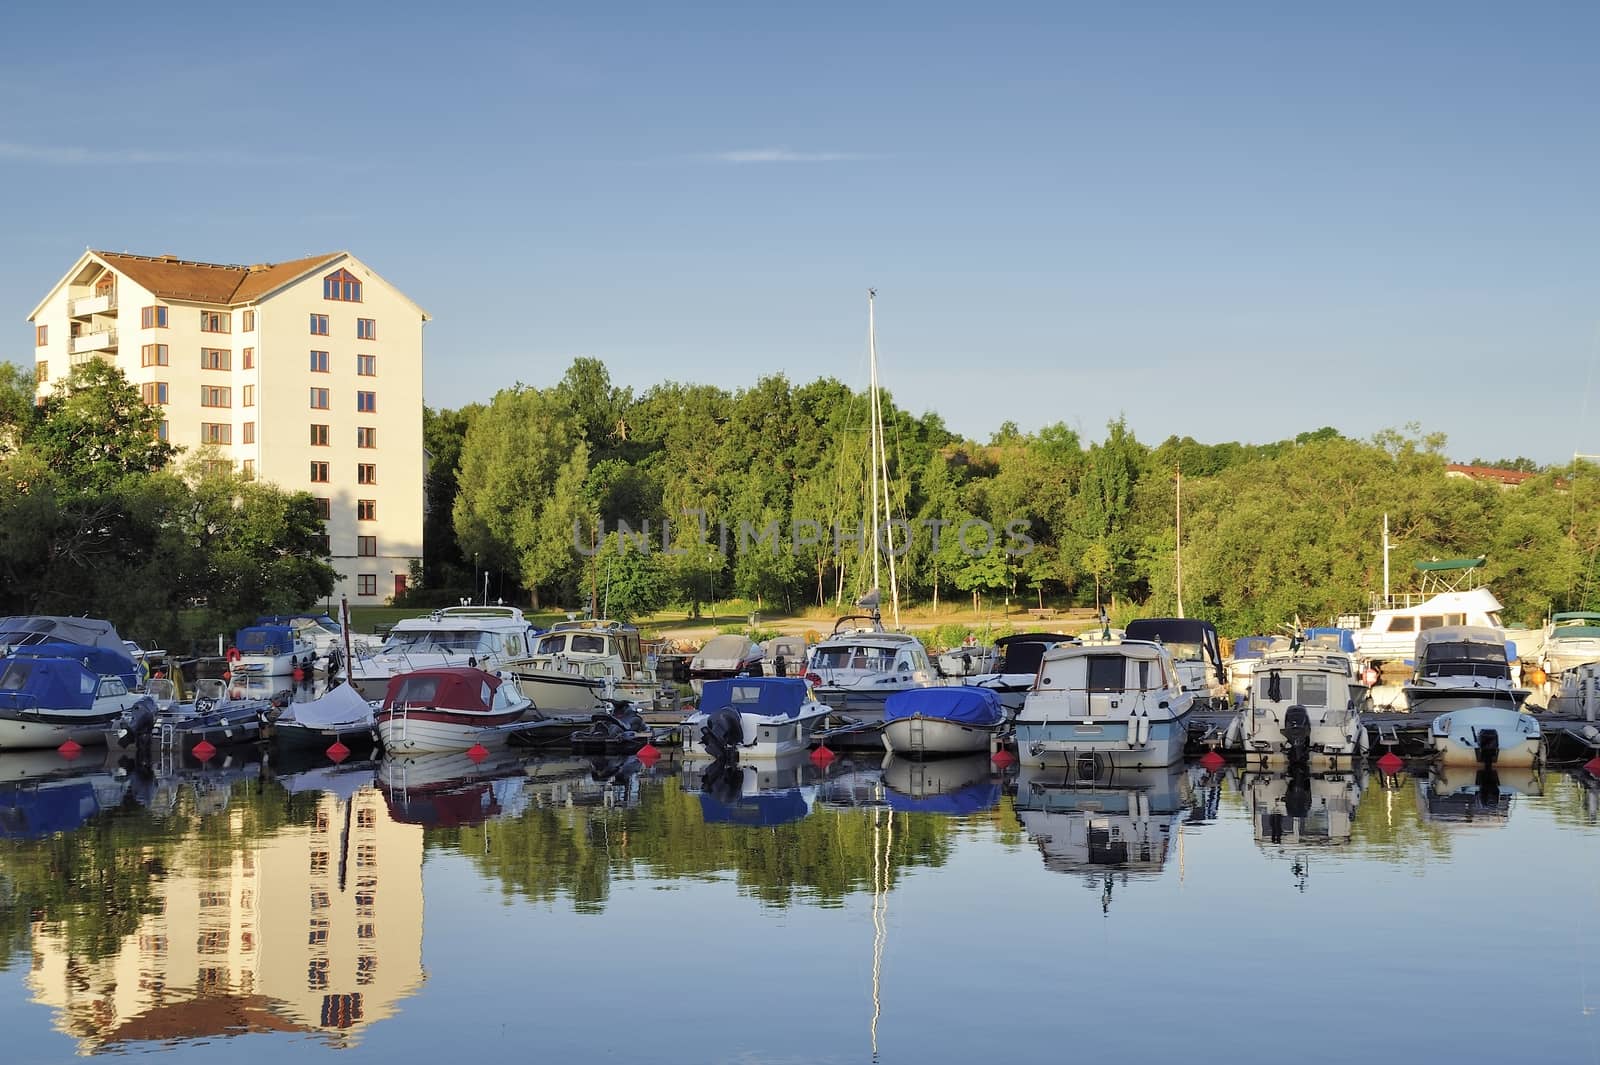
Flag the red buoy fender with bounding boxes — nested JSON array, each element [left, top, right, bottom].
[[226, 646, 242, 663]]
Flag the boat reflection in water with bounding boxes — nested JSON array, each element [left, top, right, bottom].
[[1010, 763, 1196, 909], [681, 749, 818, 827], [21, 765, 424, 1052], [379, 750, 646, 827], [1239, 769, 1364, 848], [1416, 765, 1544, 825], [0, 746, 130, 838], [880, 753, 1001, 815]]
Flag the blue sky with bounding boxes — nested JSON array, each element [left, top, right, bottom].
[[3, 1, 1596, 463]]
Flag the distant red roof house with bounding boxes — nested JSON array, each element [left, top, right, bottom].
[[1445, 464, 1537, 487]]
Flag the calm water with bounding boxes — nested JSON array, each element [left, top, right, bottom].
[[3, 744, 1600, 1064]]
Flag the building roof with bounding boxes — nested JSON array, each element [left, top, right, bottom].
[[91, 250, 343, 305], [1445, 464, 1537, 486]]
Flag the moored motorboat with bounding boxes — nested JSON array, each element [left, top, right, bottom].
[[1224, 636, 1287, 703], [374, 667, 535, 754], [0, 654, 149, 750], [269, 681, 378, 753], [881, 685, 1004, 757], [683, 677, 830, 760], [1225, 649, 1368, 767], [230, 622, 316, 676], [965, 632, 1075, 715], [1428, 705, 1541, 768], [351, 605, 537, 700], [1540, 612, 1600, 677], [503, 618, 658, 708], [1402, 625, 1530, 715], [761, 635, 808, 677], [688, 634, 764, 681], [1013, 639, 1195, 769], [805, 614, 937, 719], [1122, 618, 1229, 708]]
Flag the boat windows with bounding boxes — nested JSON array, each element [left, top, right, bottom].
[[97, 677, 129, 698], [1419, 616, 1445, 631], [1387, 617, 1415, 633], [385, 629, 500, 654], [1298, 675, 1329, 707], [392, 676, 442, 704], [536, 634, 567, 655], [1487, 612, 1503, 627], [1086, 656, 1126, 693], [1164, 641, 1204, 663], [1424, 641, 1510, 679], [570, 635, 606, 654], [0, 662, 32, 690]]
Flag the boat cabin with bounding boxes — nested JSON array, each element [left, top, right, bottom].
[[1413, 626, 1512, 681], [533, 619, 649, 679], [383, 606, 534, 661], [382, 666, 518, 712], [1025, 641, 1184, 719]]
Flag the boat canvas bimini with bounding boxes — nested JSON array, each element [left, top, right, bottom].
[[1226, 650, 1369, 767], [375, 667, 534, 754], [683, 677, 830, 760], [965, 632, 1075, 715], [881, 685, 1005, 757], [231, 623, 316, 676], [0, 654, 149, 750], [1013, 641, 1195, 770]]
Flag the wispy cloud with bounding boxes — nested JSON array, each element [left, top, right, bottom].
[[0, 141, 179, 165], [706, 148, 873, 164]]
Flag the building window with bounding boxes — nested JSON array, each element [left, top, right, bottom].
[[35, 325, 47, 346], [310, 461, 329, 483], [157, 420, 170, 442], [357, 535, 377, 557], [356, 391, 376, 413], [200, 311, 231, 333], [141, 382, 169, 405], [357, 463, 377, 485], [310, 387, 329, 409], [310, 350, 329, 372], [141, 344, 169, 367], [141, 306, 169, 329], [314, 497, 332, 519], [356, 318, 377, 340], [201, 385, 231, 408], [242, 384, 255, 407], [36, 361, 48, 384], [204, 459, 232, 476], [242, 310, 256, 331], [357, 574, 377, 596], [357, 499, 377, 521], [201, 422, 232, 444], [357, 426, 377, 448], [310, 424, 330, 446], [316, 532, 331, 553], [242, 459, 255, 480], [201, 348, 230, 370], [243, 347, 254, 369], [242, 421, 255, 444], [356, 354, 377, 376], [310, 313, 329, 335], [324, 268, 363, 302]]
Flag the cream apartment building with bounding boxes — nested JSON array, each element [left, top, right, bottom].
[[28, 250, 428, 602]]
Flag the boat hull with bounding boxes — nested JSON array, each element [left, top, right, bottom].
[[233, 651, 311, 676], [375, 708, 529, 754], [1014, 714, 1191, 769], [881, 716, 997, 756], [1429, 706, 1542, 768], [509, 669, 608, 714], [0, 711, 117, 750]]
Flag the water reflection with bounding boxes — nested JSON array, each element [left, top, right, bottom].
[[1416, 766, 1543, 826], [1238, 768, 1364, 848], [881, 753, 1001, 815]]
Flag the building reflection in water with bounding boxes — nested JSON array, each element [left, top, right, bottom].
[[23, 768, 423, 1052]]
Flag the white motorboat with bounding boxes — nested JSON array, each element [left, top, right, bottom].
[[881, 685, 1005, 757], [1225, 650, 1369, 767], [805, 614, 937, 719], [683, 677, 830, 760], [1224, 636, 1289, 703], [1353, 556, 1505, 665], [1122, 618, 1229, 708], [504, 618, 658, 708], [1540, 613, 1600, 677], [0, 654, 148, 750], [350, 606, 536, 699], [374, 666, 535, 754], [761, 635, 808, 677], [1428, 705, 1542, 768], [688, 634, 764, 680], [1402, 626, 1530, 715], [937, 641, 998, 678], [1013, 640, 1195, 770], [965, 631, 1075, 715], [230, 622, 317, 676]]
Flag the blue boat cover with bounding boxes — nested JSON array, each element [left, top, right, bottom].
[[883, 686, 1004, 726], [0, 782, 102, 839], [698, 677, 811, 719], [1302, 628, 1357, 654], [884, 780, 1001, 816], [698, 790, 811, 826], [0, 657, 99, 712], [11, 641, 138, 689], [236, 625, 297, 656], [1230, 636, 1276, 660]]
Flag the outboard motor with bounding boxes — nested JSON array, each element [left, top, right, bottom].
[[1282, 705, 1313, 765], [700, 707, 745, 763], [773, 655, 787, 678], [1476, 727, 1500, 767], [117, 698, 158, 749]]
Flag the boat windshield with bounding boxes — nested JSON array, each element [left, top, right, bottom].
[[536, 633, 608, 655], [1423, 641, 1510, 679], [384, 629, 501, 655], [1164, 641, 1205, 664], [812, 644, 897, 672]]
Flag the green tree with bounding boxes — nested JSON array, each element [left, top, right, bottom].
[[28, 360, 173, 490]]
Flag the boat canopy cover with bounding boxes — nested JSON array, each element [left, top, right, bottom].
[[1302, 628, 1357, 654], [1550, 627, 1600, 640], [884, 686, 1004, 726], [1229, 636, 1278, 660], [256, 613, 338, 626], [699, 677, 812, 719], [1125, 618, 1219, 645], [285, 682, 373, 729], [694, 634, 757, 664], [698, 790, 811, 826], [383, 667, 500, 710], [0, 615, 125, 652], [884, 780, 1001, 816], [236, 626, 298, 656], [994, 633, 1074, 674], [0, 657, 99, 712], [1414, 557, 1486, 572], [10, 641, 138, 688]]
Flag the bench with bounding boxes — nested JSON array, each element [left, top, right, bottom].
[[1027, 608, 1059, 621]]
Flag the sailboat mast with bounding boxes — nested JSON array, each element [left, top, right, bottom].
[[1175, 466, 1185, 619], [867, 290, 882, 603], [870, 293, 901, 628]]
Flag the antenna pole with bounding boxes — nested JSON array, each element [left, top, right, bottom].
[[1175, 465, 1184, 619], [867, 290, 882, 602], [1382, 513, 1391, 601]]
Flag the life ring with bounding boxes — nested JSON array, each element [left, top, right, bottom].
[[225, 647, 242, 663]]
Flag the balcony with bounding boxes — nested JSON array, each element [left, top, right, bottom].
[[69, 292, 116, 317], [70, 328, 117, 354]]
